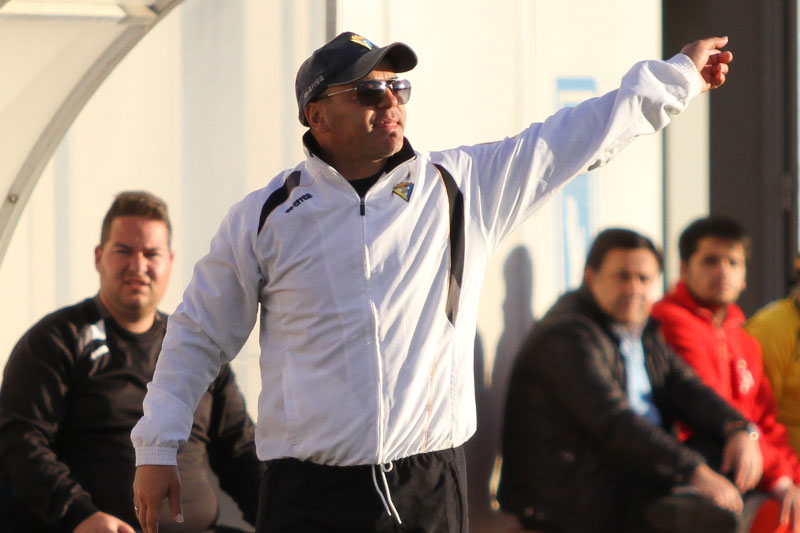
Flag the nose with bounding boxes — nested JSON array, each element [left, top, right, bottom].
[[376, 86, 399, 108], [128, 252, 147, 273], [625, 277, 646, 298]]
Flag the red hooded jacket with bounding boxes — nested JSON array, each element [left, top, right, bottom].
[[652, 281, 800, 489]]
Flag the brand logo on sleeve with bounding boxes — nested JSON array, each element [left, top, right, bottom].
[[79, 321, 111, 362], [392, 182, 414, 202]]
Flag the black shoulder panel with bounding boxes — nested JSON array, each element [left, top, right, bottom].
[[258, 171, 301, 234], [433, 163, 465, 324]]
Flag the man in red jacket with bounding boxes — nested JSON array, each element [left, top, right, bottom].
[[652, 216, 800, 531]]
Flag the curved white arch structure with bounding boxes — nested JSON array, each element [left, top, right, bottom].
[[0, 0, 184, 266]]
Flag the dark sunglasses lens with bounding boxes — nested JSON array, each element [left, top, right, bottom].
[[356, 81, 388, 105], [355, 80, 412, 106], [392, 80, 411, 105]]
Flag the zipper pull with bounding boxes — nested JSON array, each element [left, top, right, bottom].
[[360, 198, 366, 216]]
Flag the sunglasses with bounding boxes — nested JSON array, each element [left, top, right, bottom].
[[317, 79, 412, 107]]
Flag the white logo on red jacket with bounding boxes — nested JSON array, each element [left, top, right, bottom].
[[736, 359, 754, 395]]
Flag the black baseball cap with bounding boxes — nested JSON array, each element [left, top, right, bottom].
[[295, 32, 418, 126]]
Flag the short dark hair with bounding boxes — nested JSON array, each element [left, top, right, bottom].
[[678, 216, 750, 262], [585, 228, 663, 272], [99, 191, 171, 248]]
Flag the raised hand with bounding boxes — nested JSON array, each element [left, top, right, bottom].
[[680, 36, 733, 92]]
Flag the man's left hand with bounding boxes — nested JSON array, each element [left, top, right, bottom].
[[774, 483, 800, 533], [680, 36, 733, 92], [721, 429, 763, 492]]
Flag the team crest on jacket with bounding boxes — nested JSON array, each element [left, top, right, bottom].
[[392, 182, 414, 202]]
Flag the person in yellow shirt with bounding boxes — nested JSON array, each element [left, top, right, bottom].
[[746, 286, 800, 453]]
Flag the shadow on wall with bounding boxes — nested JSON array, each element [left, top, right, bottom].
[[466, 246, 535, 531]]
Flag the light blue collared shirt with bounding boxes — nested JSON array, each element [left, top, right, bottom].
[[613, 325, 663, 426]]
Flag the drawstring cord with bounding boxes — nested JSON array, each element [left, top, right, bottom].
[[371, 462, 402, 524]]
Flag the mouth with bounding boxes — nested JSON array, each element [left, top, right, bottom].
[[710, 282, 731, 293], [123, 279, 150, 290], [374, 116, 401, 131]]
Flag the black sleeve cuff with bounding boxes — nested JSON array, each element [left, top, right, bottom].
[[62, 498, 98, 532]]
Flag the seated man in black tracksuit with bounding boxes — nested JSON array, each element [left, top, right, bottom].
[[0, 191, 265, 532], [498, 228, 763, 533]]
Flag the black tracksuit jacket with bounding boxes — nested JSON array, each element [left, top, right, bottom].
[[0, 297, 265, 532]]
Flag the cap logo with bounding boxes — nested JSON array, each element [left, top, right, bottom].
[[392, 182, 414, 202], [302, 74, 325, 101], [350, 34, 375, 50]]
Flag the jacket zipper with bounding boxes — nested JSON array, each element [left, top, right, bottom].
[[356, 189, 384, 462]]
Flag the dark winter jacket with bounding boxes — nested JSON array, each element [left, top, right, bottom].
[[498, 285, 747, 532]]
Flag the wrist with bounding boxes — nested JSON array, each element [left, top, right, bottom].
[[771, 476, 793, 496], [725, 420, 760, 442], [62, 499, 98, 532], [667, 53, 703, 97]]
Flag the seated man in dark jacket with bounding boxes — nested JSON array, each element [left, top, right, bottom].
[[498, 228, 763, 533], [0, 191, 265, 532]]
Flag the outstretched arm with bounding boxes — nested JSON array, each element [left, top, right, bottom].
[[680, 36, 733, 92]]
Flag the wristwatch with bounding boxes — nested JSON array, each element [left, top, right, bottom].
[[726, 420, 760, 441]]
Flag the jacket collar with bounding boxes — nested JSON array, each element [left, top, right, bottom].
[[301, 131, 416, 177], [92, 293, 167, 338], [551, 285, 656, 341], [663, 280, 745, 327]]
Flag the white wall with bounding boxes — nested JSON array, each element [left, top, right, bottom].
[[0, 0, 327, 401]]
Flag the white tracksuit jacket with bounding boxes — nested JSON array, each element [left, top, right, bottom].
[[133, 54, 701, 467]]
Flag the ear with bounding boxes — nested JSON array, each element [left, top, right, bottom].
[[94, 245, 103, 272], [584, 267, 594, 286], [305, 101, 329, 133], [162, 249, 176, 283], [679, 260, 688, 280]]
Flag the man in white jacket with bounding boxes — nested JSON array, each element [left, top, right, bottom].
[[132, 31, 733, 533]]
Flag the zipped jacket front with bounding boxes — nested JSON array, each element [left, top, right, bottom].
[[133, 54, 701, 467]]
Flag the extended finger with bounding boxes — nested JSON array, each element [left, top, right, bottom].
[[146, 505, 161, 533], [744, 467, 759, 492], [701, 36, 730, 52], [133, 500, 144, 530], [781, 496, 792, 526], [707, 50, 733, 66], [167, 480, 183, 524], [792, 498, 800, 533], [711, 72, 727, 90], [732, 489, 743, 513], [734, 466, 747, 491], [144, 502, 159, 533]]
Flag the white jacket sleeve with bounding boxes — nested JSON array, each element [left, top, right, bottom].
[[132, 192, 264, 465], [438, 54, 701, 250]]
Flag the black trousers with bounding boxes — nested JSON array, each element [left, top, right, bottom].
[[255, 446, 468, 533]]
